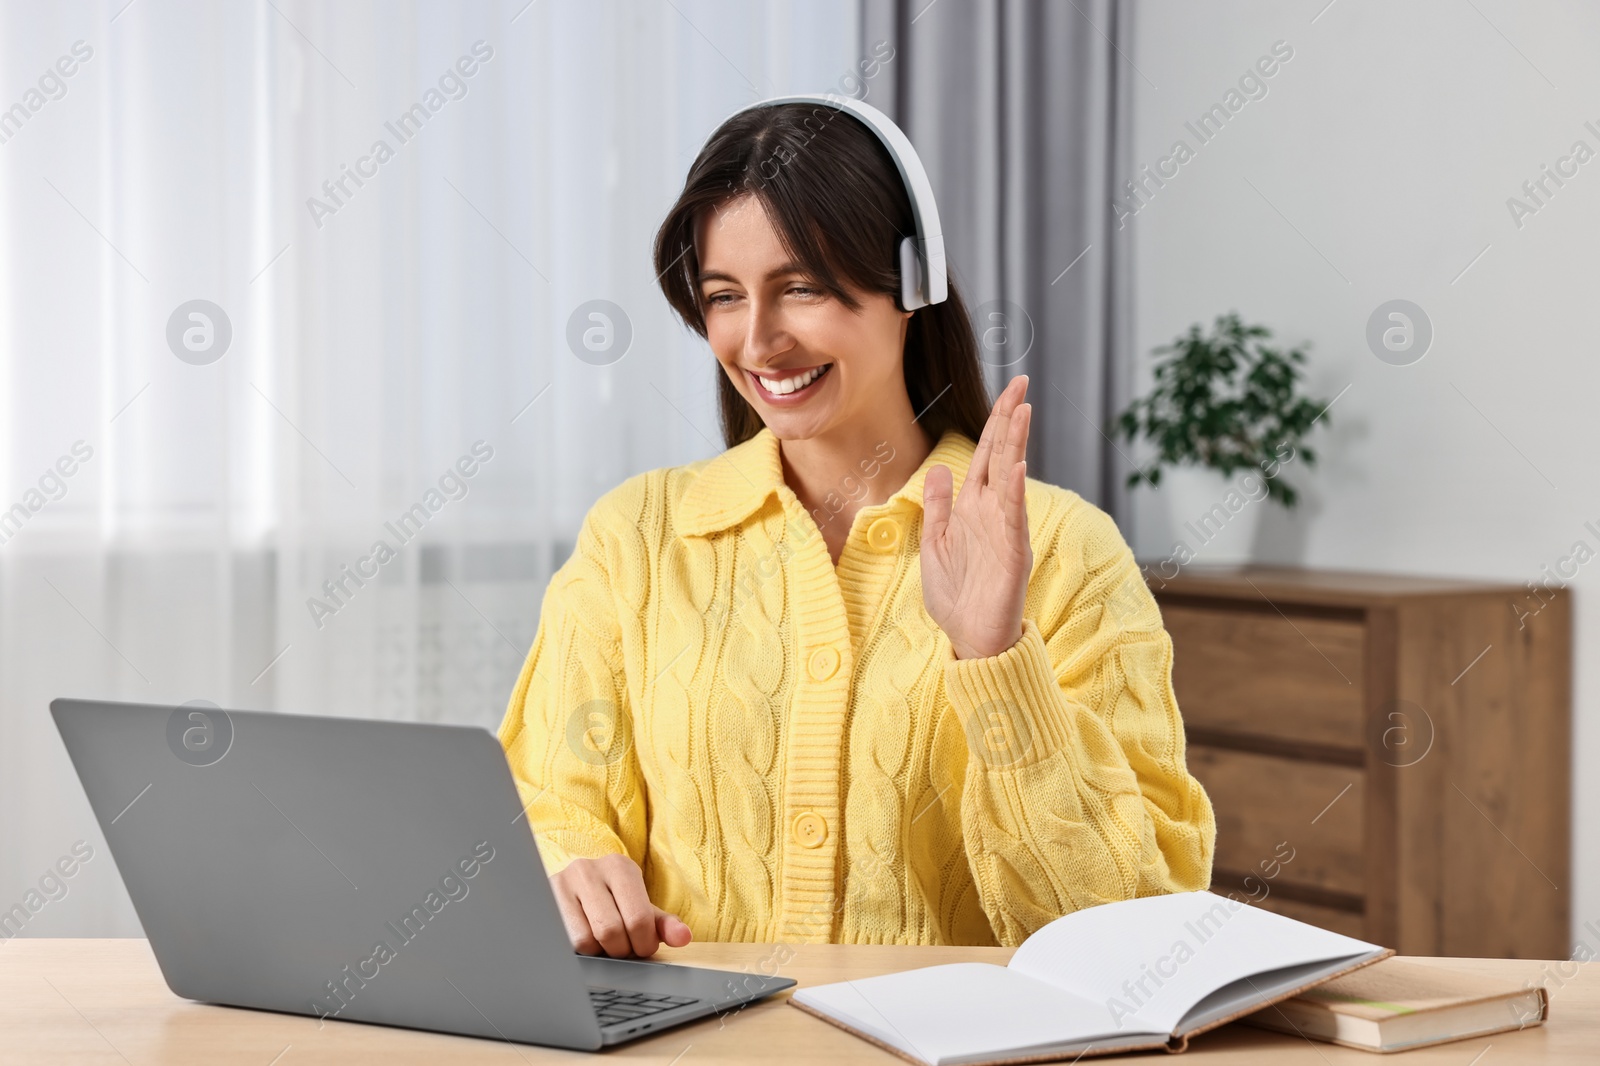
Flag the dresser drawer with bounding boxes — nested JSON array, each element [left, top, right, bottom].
[[1164, 603, 1365, 749], [1189, 745, 1364, 897], [1149, 566, 1570, 958]]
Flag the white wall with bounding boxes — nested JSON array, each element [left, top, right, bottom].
[[1126, 0, 1598, 945]]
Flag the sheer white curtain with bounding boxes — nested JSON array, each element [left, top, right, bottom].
[[0, 0, 860, 937]]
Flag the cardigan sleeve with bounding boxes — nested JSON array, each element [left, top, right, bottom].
[[942, 501, 1216, 947], [498, 495, 648, 877]]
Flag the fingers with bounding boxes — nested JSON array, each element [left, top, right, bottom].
[[1000, 402, 1031, 557], [975, 392, 1033, 568], [554, 855, 672, 958], [922, 464, 953, 545], [551, 865, 605, 956], [656, 908, 693, 948], [966, 379, 1010, 492], [603, 857, 664, 957], [968, 375, 1028, 495], [988, 377, 1029, 489], [1005, 458, 1029, 551], [570, 861, 633, 957], [1001, 400, 1031, 495]]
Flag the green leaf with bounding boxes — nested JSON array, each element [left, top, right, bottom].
[[1112, 314, 1332, 509]]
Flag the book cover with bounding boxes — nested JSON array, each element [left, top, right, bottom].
[[1243, 957, 1550, 1053]]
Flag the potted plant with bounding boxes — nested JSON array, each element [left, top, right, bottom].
[[1115, 313, 1329, 565]]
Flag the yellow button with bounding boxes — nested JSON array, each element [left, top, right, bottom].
[[866, 516, 901, 552], [792, 812, 828, 848], [807, 646, 840, 681]]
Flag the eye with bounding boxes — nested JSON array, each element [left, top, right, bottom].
[[787, 284, 822, 299], [704, 291, 739, 307]]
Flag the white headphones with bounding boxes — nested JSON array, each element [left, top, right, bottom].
[[715, 94, 948, 311]]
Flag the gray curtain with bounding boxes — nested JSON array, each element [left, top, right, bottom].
[[860, 0, 1135, 517]]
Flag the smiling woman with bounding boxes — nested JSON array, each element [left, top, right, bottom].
[[655, 102, 989, 456], [498, 98, 1215, 960]]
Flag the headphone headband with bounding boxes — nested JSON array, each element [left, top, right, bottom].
[[712, 93, 948, 311]]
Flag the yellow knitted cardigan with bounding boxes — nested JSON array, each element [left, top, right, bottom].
[[499, 427, 1215, 947]]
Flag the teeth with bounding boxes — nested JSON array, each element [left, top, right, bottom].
[[758, 365, 828, 395]]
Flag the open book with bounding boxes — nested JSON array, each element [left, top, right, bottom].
[[790, 892, 1392, 1065]]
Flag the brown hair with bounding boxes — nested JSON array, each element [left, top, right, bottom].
[[653, 101, 991, 449]]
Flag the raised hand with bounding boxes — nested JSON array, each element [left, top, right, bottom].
[[920, 375, 1033, 660]]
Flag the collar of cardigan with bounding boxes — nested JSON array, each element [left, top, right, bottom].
[[676, 426, 979, 538]]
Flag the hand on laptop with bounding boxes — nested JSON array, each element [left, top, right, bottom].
[[552, 854, 693, 958]]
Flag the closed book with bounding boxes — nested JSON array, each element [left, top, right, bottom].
[[1242, 957, 1549, 1053], [789, 892, 1393, 1065]]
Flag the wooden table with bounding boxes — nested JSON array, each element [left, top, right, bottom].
[[1, 940, 1592, 1063]]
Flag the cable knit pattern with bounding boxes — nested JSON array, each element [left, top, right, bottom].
[[499, 427, 1215, 947]]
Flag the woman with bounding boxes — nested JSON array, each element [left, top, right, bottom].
[[499, 100, 1214, 960]]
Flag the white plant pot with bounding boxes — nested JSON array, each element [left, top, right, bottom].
[[1158, 465, 1268, 567]]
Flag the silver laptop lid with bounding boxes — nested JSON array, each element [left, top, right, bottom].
[[51, 698, 605, 1049]]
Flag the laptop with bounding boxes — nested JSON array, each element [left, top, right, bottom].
[[50, 697, 795, 1050]]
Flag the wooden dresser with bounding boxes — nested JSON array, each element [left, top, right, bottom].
[[1147, 565, 1571, 959]]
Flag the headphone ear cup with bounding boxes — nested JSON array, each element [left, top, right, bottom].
[[897, 236, 927, 311]]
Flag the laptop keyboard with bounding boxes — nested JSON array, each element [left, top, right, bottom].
[[588, 986, 701, 1028]]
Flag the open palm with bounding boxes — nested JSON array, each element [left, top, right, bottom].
[[921, 375, 1033, 660]]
